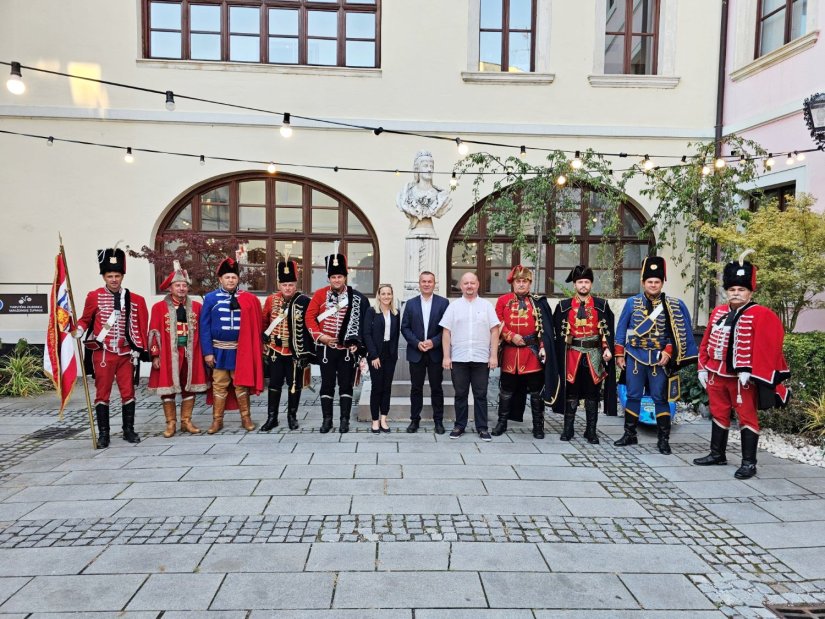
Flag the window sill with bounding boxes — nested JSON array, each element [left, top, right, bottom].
[[136, 58, 382, 78], [730, 30, 819, 82], [461, 71, 556, 85], [587, 74, 680, 89]]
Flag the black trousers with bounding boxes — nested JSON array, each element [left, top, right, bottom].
[[368, 341, 397, 420], [451, 361, 490, 431], [567, 355, 601, 401], [409, 352, 444, 422], [268, 353, 301, 393], [319, 346, 356, 399]]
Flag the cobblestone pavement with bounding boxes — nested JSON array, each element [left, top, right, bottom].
[[0, 381, 824, 617]]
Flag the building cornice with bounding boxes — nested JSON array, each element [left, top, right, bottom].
[[136, 58, 382, 78], [587, 74, 680, 89], [460, 72, 556, 85]]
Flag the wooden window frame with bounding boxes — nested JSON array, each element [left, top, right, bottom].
[[755, 0, 805, 58], [447, 191, 652, 298], [156, 171, 379, 295], [143, 0, 381, 68], [605, 0, 660, 75], [478, 0, 537, 72]]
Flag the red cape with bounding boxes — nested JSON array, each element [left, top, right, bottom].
[[147, 296, 208, 396]]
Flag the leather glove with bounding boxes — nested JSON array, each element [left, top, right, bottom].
[[738, 372, 751, 386], [698, 370, 708, 389]]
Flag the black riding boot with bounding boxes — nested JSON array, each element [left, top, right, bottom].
[[560, 400, 577, 441], [614, 412, 638, 446], [122, 401, 141, 443], [260, 388, 281, 431], [583, 399, 600, 444], [492, 389, 512, 436], [735, 428, 759, 479], [319, 397, 334, 433], [530, 390, 545, 439], [95, 403, 110, 449], [656, 414, 672, 455], [694, 423, 729, 465], [286, 389, 300, 430], [339, 396, 352, 434]]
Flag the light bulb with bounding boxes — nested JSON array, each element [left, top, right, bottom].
[[280, 112, 293, 138], [795, 151, 805, 161], [642, 155, 654, 171], [519, 145, 526, 159], [199, 155, 206, 166], [165, 90, 175, 111], [786, 153, 794, 165], [571, 150, 583, 170], [449, 173, 458, 188], [556, 174, 567, 186], [124, 147, 134, 163], [701, 165, 711, 176], [267, 162, 277, 174], [456, 138, 469, 156], [715, 157, 726, 169], [47, 136, 54, 147], [6, 62, 25, 95], [766, 153, 775, 168]]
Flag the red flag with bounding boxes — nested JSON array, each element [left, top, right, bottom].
[[43, 253, 77, 414]]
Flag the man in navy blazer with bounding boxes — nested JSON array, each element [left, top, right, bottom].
[[401, 271, 450, 434]]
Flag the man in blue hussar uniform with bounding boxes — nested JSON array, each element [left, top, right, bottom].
[[614, 256, 698, 454]]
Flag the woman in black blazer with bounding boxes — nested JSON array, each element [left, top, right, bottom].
[[365, 284, 400, 433]]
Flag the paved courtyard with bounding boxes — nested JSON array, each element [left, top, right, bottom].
[[0, 380, 824, 617]]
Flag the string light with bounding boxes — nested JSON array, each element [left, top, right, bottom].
[[701, 164, 711, 176], [124, 147, 134, 163], [680, 155, 687, 163], [6, 61, 25, 95], [766, 153, 775, 169], [714, 157, 726, 169], [199, 155, 206, 166], [786, 153, 795, 165], [642, 155, 654, 171], [395, 170, 400, 176], [280, 113, 293, 138], [449, 172, 458, 188], [571, 150, 583, 170], [373, 126, 383, 136], [556, 174, 567, 186], [47, 136, 54, 147], [267, 162, 277, 174], [456, 138, 469, 156], [739, 154, 746, 162], [519, 145, 526, 159], [795, 151, 805, 161], [165, 90, 175, 111]]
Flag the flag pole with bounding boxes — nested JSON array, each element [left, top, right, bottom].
[[59, 234, 97, 450]]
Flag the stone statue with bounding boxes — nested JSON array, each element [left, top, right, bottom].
[[396, 151, 453, 299], [396, 150, 452, 231]]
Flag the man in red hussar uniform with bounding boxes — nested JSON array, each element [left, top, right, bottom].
[[200, 257, 264, 434], [75, 245, 149, 448], [148, 261, 208, 438], [306, 245, 369, 434], [260, 257, 314, 432], [694, 250, 791, 479], [492, 265, 556, 439]]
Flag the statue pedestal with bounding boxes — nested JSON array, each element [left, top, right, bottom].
[[403, 219, 440, 301]]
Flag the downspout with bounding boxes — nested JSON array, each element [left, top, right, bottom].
[[707, 0, 730, 317]]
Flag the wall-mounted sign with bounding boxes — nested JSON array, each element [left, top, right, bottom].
[[0, 294, 48, 314]]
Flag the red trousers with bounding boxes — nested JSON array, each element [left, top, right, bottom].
[[707, 372, 759, 433], [93, 350, 135, 405]]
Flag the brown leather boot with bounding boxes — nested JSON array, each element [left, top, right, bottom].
[[207, 396, 226, 434], [162, 400, 177, 438], [180, 396, 201, 434], [236, 389, 256, 431]]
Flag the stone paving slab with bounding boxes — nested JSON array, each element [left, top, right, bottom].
[[127, 454, 245, 468], [182, 465, 288, 481], [127, 573, 224, 610], [484, 480, 610, 498], [265, 496, 352, 516], [736, 521, 825, 549], [458, 496, 570, 516], [386, 479, 487, 495], [376, 542, 450, 571], [211, 573, 335, 609], [281, 465, 356, 479], [1, 471, 69, 486], [53, 468, 184, 485], [200, 543, 310, 572], [534, 612, 726, 618], [377, 452, 465, 465], [333, 572, 486, 608], [0, 546, 102, 576], [0, 574, 147, 612], [114, 498, 212, 518], [309, 452, 378, 464], [741, 478, 812, 496], [251, 612, 411, 619], [771, 547, 825, 579], [85, 544, 209, 573], [204, 496, 271, 516], [481, 572, 639, 609], [25, 499, 128, 520], [0, 577, 29, 607], [450, 542, 548, 571], [757, 499, 825, 522], [308, 479, 386, 495], [620, 573, 716, 610], [306, 542, 377, 571], [560, 498, 651, 518], [538, 543, 712, 573], [253, 479, 312, 495], [0, 501, 40, 520], [672, 481, 765, 499], [703, 502, 781, 524], [416, 610, 534, 619], [512, 465, 608, 481], [401, 465, 518, 479], [355, 464, 403, 478], [118, 480, 258, 499], [3, 483, 128, 503], [352, 495, 461, 515], [239, 453, 312, 466]]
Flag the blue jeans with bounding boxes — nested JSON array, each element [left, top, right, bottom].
[[451, 361, 490, 431]]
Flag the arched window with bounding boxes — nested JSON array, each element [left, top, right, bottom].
[[156, 171, 378, 294], [447, 187, 652, 297]]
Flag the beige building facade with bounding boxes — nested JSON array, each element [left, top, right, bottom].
[[0, 0, 723, 345]]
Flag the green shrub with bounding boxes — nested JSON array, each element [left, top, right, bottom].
[[0, 338, 50, 398], [680, 363, 709, 411], [783, 331, 825, 403]]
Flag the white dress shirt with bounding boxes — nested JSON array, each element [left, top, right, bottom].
[[420, 295, 433, 337], [439, 296, 500, 363]]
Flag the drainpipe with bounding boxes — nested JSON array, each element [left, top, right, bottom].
[[707, 0, 730, 317]]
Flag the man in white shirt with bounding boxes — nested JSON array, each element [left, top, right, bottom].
[[440, 272, 501, 441]]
